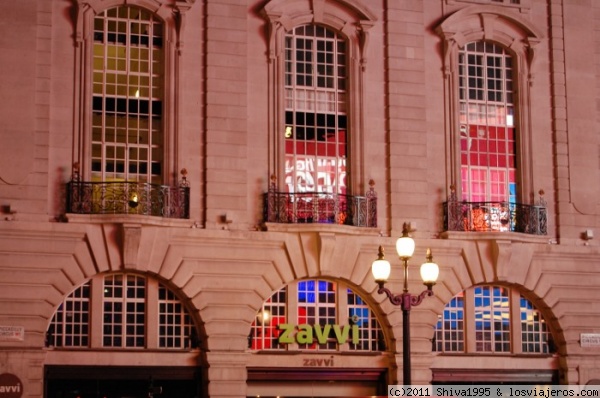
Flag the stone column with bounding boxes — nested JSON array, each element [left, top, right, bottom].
[[205, 351, 249, 397]]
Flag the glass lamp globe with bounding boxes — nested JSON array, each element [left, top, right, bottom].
[[372, 246, 391, 283], [420, 248, 440, 286], [396, 236, 415, 259], [396, 223, 415, 259]]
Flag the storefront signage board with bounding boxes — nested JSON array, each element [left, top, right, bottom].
[[277, 324, 359, 345], [0, 373, 23, 398]]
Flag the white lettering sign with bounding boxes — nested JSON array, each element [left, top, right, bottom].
[[581, 333, 600, 347], [285, 156, 346, 194], [0, 326, 24, 342], [0, 373, 23, 398]]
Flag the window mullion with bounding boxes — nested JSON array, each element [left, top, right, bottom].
[[90, 275, 104, 348], [288, 281, 299, 351], [146, 277, 159, 349], [464, 287, 476, 353], [337, 282, 349, 352], [510, 289, 522, 354]]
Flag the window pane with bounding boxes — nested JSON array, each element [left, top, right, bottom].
[[434, 292, 464, 352], [347, 289, 385, 352], [102, 274, 146, 348], [158, 284, 197, 349], [459, 42, 516, 203], [249, 288, 287, 351], [249, 280, 384, 353], [284, 25, 347, 196], [92, 6, 163, 183], [521, 295, 555, 353], [474, 285, 510, 352], [46, 282, 91, 348]]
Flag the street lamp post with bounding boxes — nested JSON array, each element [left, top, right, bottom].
[[371, 222, 440, 386]]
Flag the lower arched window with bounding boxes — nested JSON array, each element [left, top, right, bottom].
[[249, 279, 384, 352], [46, 273, 199, 350], [434, 285, 555, 354]]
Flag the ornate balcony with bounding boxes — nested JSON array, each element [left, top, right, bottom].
[[66, 168, 190, 219], [443, 188, 547, 235], [263, 177, 377, 228]]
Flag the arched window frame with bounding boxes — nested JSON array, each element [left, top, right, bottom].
[[249, 279, 385, 353], [261, 0, 376, 195], [436, 5, 543, 204], [72, 0, 193, 185], [46, 272, 200, 351], [434, 284, 556, 355]]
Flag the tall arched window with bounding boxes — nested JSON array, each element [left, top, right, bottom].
[[262, 0, 376, 197], [68, 1, 190, 218], [91, 6, 164, 184], [436, 7, 544, 212], [459, 41, 516, 205], [284, 25, 347, 196]]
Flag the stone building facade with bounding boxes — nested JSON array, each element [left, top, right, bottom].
[[1, 0, 600, 397]]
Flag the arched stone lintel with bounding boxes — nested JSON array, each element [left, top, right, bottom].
[[261, 0, 376, 67], [436, 4, 544, 73]]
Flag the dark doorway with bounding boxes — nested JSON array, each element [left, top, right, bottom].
[[431, 368, 560, 385], [45, 366, 203, 398]]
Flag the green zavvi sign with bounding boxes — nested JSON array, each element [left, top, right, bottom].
[[277, 324, 359, 345]]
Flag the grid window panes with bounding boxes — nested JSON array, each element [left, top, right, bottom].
[[434, 285, 555, 355], [158, 283, 195, 349], [47, 281, 91, 348], [459, 41, 516, 204], [521, 295, 553, 353], [250, 280, 383, 352], [298, 280, 337, 350], [103, 274, 146, 348], [347, 289, 384, 351], [284, 24, 347, 196], [474, 285, 510, 352], [435, 291, 464, 352], [249, 288, 287, 350], [92, 6, 163, 183], [47, 274, 198, 351]]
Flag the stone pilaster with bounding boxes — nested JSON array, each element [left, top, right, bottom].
[[205, 351, 249, 398]]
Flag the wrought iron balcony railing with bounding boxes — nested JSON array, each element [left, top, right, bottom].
[[263, 177, 377, 228], [443, 189, 547, 235], [66, 168, 190, 219]]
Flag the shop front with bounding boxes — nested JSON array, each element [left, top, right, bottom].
[[246, 278, 391, 397]]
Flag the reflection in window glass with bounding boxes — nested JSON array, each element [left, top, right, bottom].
[[521, 295, 553, 353], [284, 25, 347, 196], [435, 292, 464, 352], [435, 286, 555, 354], [250, 280, 384, 352], [474, 285, 510, 352], [249, 288, 287, 350], [347, 289, 385, 351], [298, 280, 336, 350], [459, 41, 516, 204]]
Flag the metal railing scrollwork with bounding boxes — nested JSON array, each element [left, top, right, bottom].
[[443, 186, 547, 235], [263, 176, 377, 228], [66, 166, 190, 219]]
